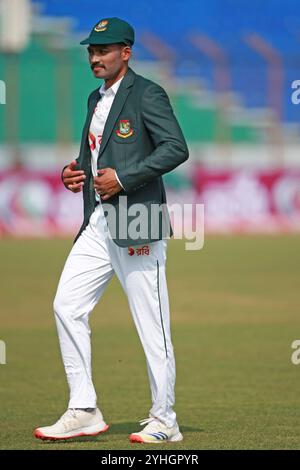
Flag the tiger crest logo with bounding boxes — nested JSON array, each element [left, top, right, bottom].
[[94, 20, 108, 32], [116, 119, 134, 138]]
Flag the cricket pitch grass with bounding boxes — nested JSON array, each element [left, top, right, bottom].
[[0, 236, 300, 450]]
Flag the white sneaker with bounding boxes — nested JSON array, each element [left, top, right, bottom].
[[130, 417, 183, 444], [34, 408, 109, 441]]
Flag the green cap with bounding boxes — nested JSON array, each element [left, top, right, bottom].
[[80, 17, 134, 46]]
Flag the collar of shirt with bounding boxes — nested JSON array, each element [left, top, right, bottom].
[[99, 75, 124, 98]]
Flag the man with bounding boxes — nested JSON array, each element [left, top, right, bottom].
[[34, 17, 189, 444]]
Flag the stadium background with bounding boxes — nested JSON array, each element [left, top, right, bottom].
[[0, 0, 300, 450], [1, 0, 300, 234]]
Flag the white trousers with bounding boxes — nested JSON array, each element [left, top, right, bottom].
[[53, 203, 177, 427]]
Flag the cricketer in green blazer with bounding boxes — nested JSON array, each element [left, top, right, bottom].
[[72, 66, 189, 247]]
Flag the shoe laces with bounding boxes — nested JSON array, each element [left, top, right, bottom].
[[57, 408, 78, 430], [139, 417, 163, 433]]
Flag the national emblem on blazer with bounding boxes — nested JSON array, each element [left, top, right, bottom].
[[116, 119, 134, 138]]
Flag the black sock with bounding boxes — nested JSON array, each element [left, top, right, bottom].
[[74, 408, 95, 412]]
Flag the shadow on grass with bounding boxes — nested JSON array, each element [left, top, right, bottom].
[[36, 422, 203, 445]]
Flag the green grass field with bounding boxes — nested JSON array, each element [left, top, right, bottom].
[[0, 236, 300, 450]]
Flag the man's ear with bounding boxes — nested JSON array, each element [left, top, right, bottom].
[[122, 46, 132, 60]]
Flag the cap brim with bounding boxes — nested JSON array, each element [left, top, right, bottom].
[[80, 36, 132, 45]]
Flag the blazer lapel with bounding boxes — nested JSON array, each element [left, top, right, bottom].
[[82, 91, 99, 148], [98, 67, 135, 157]]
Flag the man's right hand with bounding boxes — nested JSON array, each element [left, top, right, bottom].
[[62, 160, 86, 193]]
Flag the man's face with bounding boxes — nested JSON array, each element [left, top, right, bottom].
[[87, 44, 131, 79]]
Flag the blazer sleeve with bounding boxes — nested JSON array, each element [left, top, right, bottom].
[[61, 90, 95, 183], [116, 83, 189, 193]]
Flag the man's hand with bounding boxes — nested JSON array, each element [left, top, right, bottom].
[[94, 168, 122, 200], [62, 160, 86, 193]]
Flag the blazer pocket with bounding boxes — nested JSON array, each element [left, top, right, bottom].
[[112, 117, 138, 144]]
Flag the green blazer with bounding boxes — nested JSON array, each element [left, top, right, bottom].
[[72, 66, 189, 247]]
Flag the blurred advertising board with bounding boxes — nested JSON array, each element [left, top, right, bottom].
[[0, 167, 300, 237]]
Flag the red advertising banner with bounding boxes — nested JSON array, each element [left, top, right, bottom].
[[189, 167, 300, 233], [0, 167, 300, 236], [0, 168, 83, 237]]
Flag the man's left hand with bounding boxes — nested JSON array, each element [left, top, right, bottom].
[[93, 168, 122, 200]]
